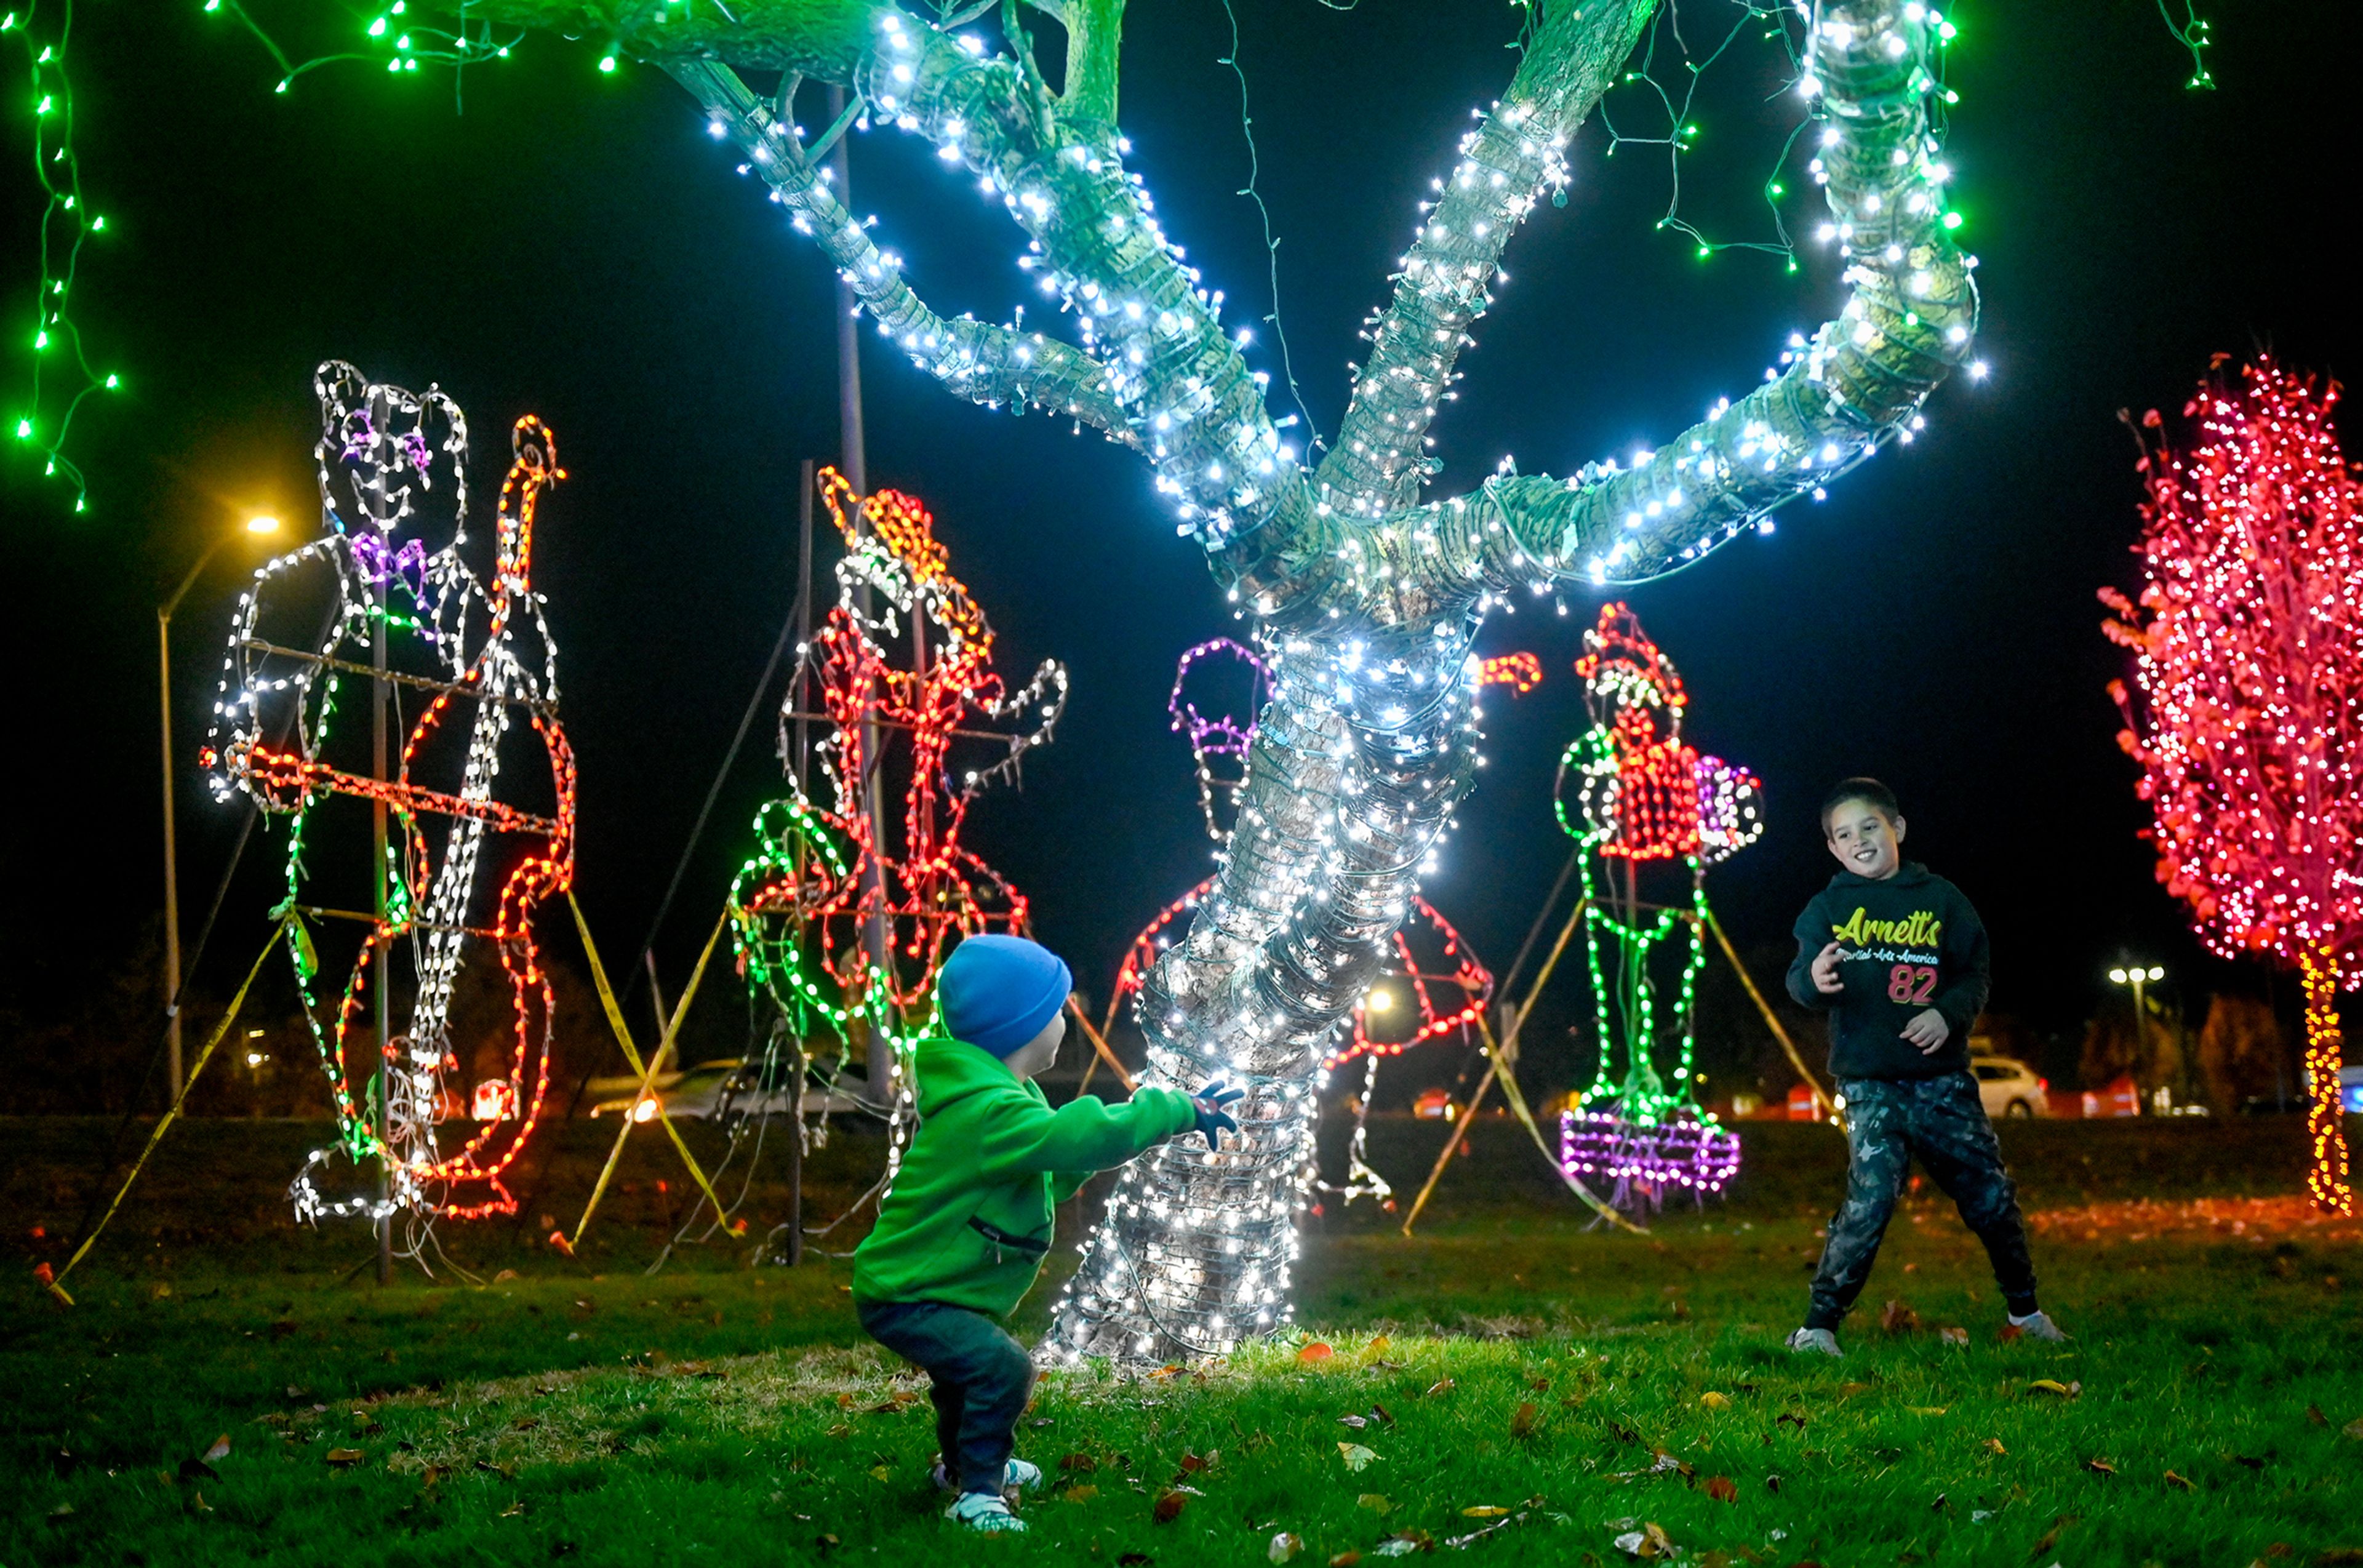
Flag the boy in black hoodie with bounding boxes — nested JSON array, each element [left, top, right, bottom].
[[1782, 778, 2065, 1356]]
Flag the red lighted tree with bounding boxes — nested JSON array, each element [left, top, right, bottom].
[[2102, 356, 2362, 1214]]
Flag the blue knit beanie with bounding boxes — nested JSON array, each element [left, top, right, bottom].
[[937, 934, 1072, 1058]]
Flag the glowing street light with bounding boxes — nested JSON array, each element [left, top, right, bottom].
[[2108, 963, 2168, 1110]]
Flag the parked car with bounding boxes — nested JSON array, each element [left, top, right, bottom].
[[1969, 1055, 2049, 1119]]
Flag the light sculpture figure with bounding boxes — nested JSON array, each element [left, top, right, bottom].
[[729, 468, 1067, 1147], [2102, 356, 2361, 1215], [1107, 638, 1509, 1210], [1555, 604, 1762, 1209], [204, 362, 575, 1228], [425, 0, 1974, 1357]]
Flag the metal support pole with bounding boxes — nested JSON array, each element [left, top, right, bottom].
[[784, 459, 816, 1267], [158, 611, 185, 1095], [828, 85, 894, 1106], [372, 588, 393, 1285]]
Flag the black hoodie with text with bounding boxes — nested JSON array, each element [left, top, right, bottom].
[[1784, 863, 1990, 1080]]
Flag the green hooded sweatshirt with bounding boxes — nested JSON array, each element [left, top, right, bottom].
[[850, 1036, 1197, 1318]]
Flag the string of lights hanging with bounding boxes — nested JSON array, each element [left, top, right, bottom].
[[203, 361, 575, 1235]]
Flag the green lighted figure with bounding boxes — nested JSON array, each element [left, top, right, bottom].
[[1555, 603, 1761, 1210]]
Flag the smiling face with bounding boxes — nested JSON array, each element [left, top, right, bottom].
[[1825, 798, 1906, 880]]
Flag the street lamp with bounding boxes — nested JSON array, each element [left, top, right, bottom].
[[159, 512, 282, 1093], [2107, 963, 2167, 1113]]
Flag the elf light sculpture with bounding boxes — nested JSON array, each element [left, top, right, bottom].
[[415, 0, 1971, 1357], [1108, 638, 1508, 1207], [1556, 603, 1761, 1209], [205, 362, 575, 1226], [729, 468, 1066, 1134], [2102, 356, 2361, 1215]]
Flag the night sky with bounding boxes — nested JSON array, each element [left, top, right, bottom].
[[6, 1, 2359, 1097]]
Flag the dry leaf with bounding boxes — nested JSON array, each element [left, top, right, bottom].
[[2343, 1418, 2363, 1441], [1997, 1324, 2025, 1344], [2025, 1379, 2080, 1399], [1424, 1378, 1456, 1398], [1510, 1402, 1539, 1438], [1330, 1554, 1362, 1568], [1938, 1327, 1970, 1346], [1367, 1335, 1392, 1356], [324, 1448, 363, 1466], [2306, 1405, 2329, 1428], [1178, 1452, 1210, 1474], [1338, 1442, 1377, 1473], [1699, 1391, 1730, 1411], [1908, 1407, 1949, 1417], [2164, 1470, 2194, 1491], [1981, 1438, 2008, 1456], [1358, 1494, 1394, 1514], [1340, 1414, 1370, 1429], [202, 1434, 231, 1463], [2084, 1458, 2117, 1476], [1268, 1533, 1304, 1564], [1060, 1452, 1097, 1473], [1462, 1506, 1511, 1518], [1705, 1476, 1738, 1503], [1880, 1300, 1921, 1335], [2029, 1514, 2077, 1556], [866, 1465, 890, 1482], [1298, 1343, 1335, 1365], [1153, 1489, 1188, 1523], [1062, 1485, 1098, 1504]]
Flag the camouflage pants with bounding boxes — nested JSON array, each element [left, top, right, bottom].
[[1805, 1071, 2038, 1330]]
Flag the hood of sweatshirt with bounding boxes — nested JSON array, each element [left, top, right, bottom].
[[1821, 860, 1936, 894], [911, 1036, 1020, 1118]]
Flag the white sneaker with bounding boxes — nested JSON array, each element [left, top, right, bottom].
[[2010, 1310, 2070, 1343], [932, 1457, 1044, 1494], [1787, 1326, 1843, 1357], [949, 1490, 1027, 1533]]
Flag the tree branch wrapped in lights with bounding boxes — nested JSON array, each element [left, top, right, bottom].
[[422, 0, 1977, 1356]]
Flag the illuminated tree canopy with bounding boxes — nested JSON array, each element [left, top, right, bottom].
[[337, 0, 1973, 1358]]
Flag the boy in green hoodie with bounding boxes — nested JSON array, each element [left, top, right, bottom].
[[1782, 779, 2065, 1356], [852, 934, 1239, 1534]]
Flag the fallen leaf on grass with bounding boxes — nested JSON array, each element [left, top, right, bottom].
[[2165, 1470, 2194, 1490], [499, 1501, 524, 1518], [1981, 1438, 2008, 1456], [202, 1434, 231, 1463], [1371, 1529, 1433, 1556], [1298, 1343, 1335, 1365], [1153, 1490, 1188, 1523], [1423, 1379, 1455, 1399], [1358, 1494, 1393, 1514], [324, 1449, 364, 1466], [2084, 1458, 2117, 1476], [1881, 1300, 1921, 1335], [1613, 1522, 1677, 1559], [1060, 1452, 1098, 1473], [2343, 1419, 2363, 1442], [1939, 1326, 1970, 1346], [2028, 1514, 2077, 1556], [1338, 1442, 1378, 1473], [1462, 1506, 1510, 1518], [186, 1490, 212, 1515], [1510, 1402, 1539, 1438], [1268, 1534, 1304, 1564], [1908, 1407, 1949, 1417], [1698, 1391, 1730, 1411], [1329, 1554, 1360, 1568], [1340, 1414, 1370, 1429], [2307, 1405, 2330, 1427], [2311, 1550, 2363, 1566], [2025, 1379, 2081, 1399], [1705, 1476, 1737, 1503], [1179, 1450, 1216, 1474], [866, 1465, 890, 1482]]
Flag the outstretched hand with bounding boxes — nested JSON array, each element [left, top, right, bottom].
[[1189, 1081, 1245, 1151]]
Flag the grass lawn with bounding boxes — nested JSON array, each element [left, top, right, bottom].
[[4, 1114, 2361, 1566]]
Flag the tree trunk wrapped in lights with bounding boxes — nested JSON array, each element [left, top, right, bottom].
[[2103, 357, 2362, 1217], [439, 0, 1978, 1356]]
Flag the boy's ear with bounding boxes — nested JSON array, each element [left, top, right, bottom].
[[1890, 814, 1907, 842]]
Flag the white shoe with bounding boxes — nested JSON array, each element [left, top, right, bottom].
[[932, 1457, 1044, 1494], [2010, 1310, 2070, 1343], [949, 1491, 1027, 1533], [1787, 1326, 1843, 1357]]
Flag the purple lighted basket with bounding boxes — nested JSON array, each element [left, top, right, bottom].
[[1560, 1106, 1742, 1196]]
